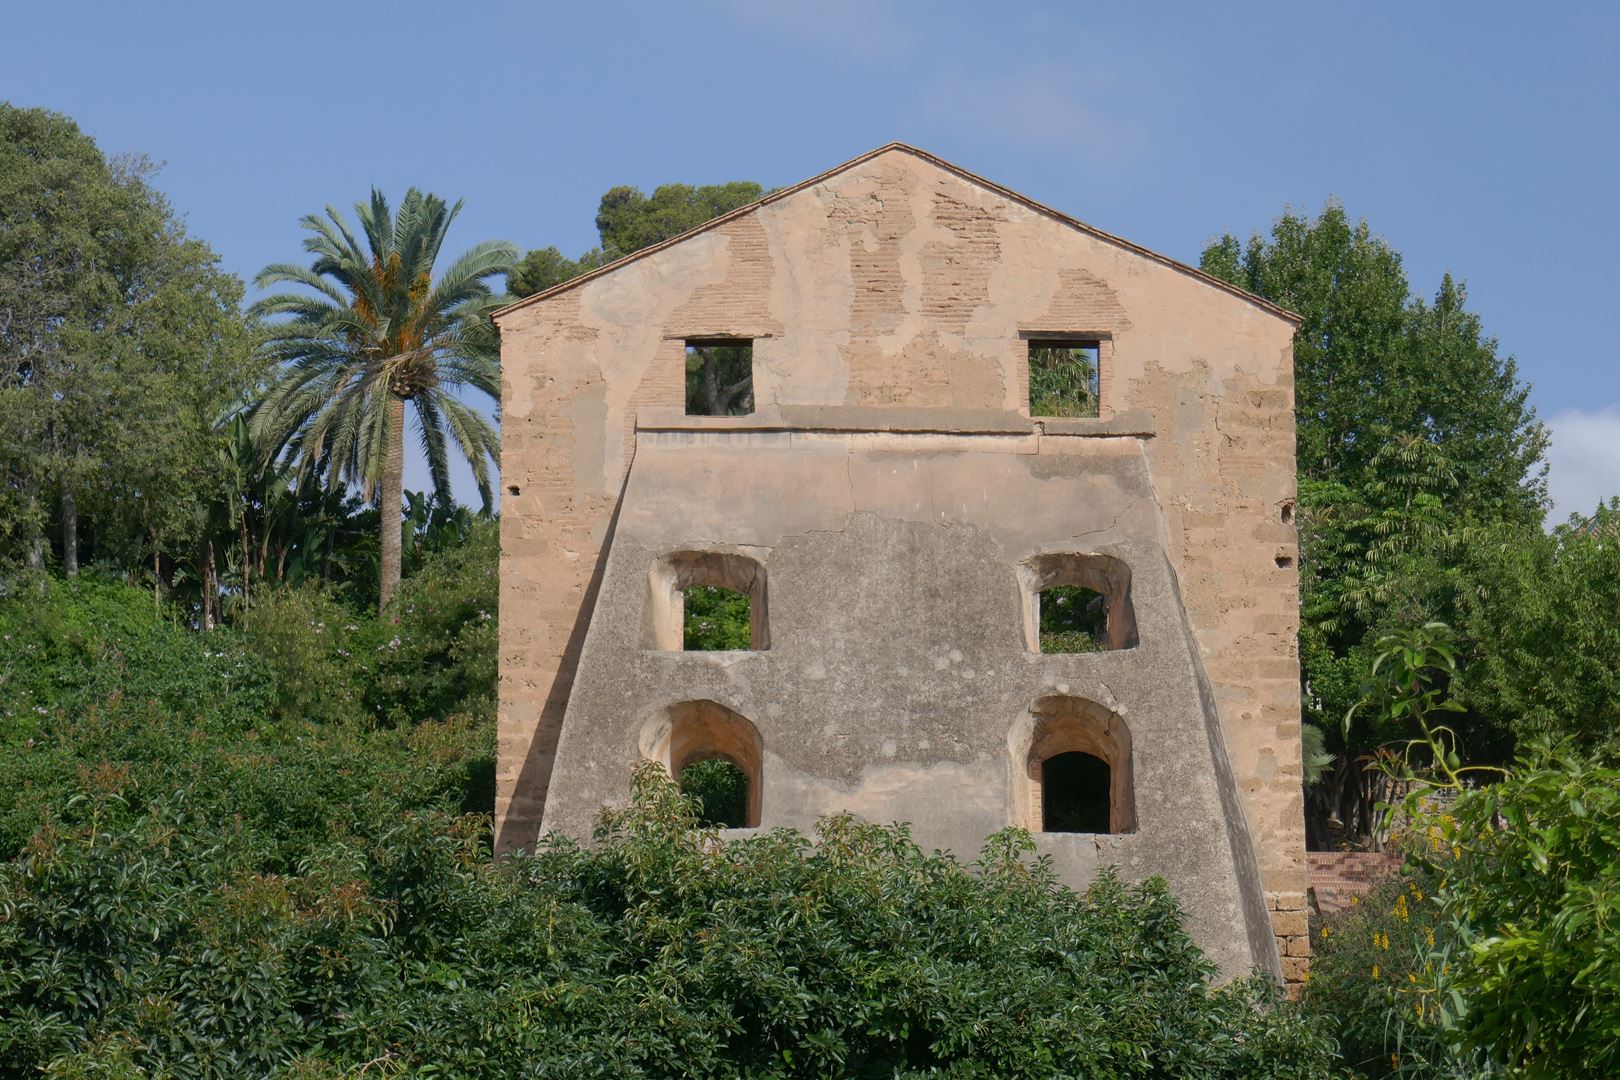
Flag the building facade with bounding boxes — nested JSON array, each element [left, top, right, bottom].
[[493, 145, 1308, 982]]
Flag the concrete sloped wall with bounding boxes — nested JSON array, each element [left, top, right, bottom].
[[540, 426, 1279, 980]]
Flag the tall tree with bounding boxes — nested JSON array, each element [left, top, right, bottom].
[[250, 189, 514, 611], [509, 180, 765, 298], [0, 105, 254, 583], [1202, 202, 1548, 844]]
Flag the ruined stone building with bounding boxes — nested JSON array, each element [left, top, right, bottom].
[[492, 145, 1308, 983]]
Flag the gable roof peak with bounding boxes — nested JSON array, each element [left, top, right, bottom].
[[493, 144, 1299, 325]]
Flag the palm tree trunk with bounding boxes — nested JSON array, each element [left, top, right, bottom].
[[378, 391, 407, 612]]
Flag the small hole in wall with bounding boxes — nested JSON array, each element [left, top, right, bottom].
[[1280, 502, 1294, 524], [507, 485, 520, 497], [1275, 555, 1294, 569]]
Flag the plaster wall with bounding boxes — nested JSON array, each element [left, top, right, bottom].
[[494, 146, 1307, 976]]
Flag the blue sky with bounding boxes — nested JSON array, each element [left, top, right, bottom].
[[7, 1, 1617, 519]]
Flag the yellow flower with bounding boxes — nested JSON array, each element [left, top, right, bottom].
[[1350, 895, 1360, 907], [1408, 972, 1418, 984], [1426, 927, 1435, 947], [1372, 964, 1381, 980], [1320, 926, 1332, 941], [1451, 844, 1460, 859]]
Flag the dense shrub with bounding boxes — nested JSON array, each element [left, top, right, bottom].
[[1306, 742, 1620, 1079], [1306, 868, 1478, 1078], [239, 584, 366, 725], [0, 764, 1336, 1078], [0, 574, 274, 739], [1415, 743, 1620, 1078], [1, 546, 1338, 1077], [361, 520, 498, 725]]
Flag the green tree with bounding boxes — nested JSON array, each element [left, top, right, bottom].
[[595, 180, 765, 255], [507, 244, 609, 297], [1449, 502, 1620, 750], [249, 190, 515, 611], [0, 105, 256, 586], [1202, 203, 1548, 845], [508, 180, 765, 299]]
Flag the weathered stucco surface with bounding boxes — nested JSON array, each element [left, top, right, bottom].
[[494, 145, 1308, 980]]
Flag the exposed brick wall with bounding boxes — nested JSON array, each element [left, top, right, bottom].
[[1308, 850, 1403, 914]]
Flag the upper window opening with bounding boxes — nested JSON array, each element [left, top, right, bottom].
[[685, 339, 755, 416], [680, 757, 750, 828], [683, 585, 752, 650], [1028, 339, 1100, 418], [1038, 584, 1107, 654], [1020, 553, 1137, 653], [1042, 751, 1112, 833], [649, 550, 768, 651]]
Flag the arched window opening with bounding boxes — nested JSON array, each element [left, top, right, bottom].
[[1020, 553, 1136, 653], [1009, 694, 1134, 834], [648, 550, 768, 651], [679, 756, 750, 828], [1041, 751, 1111, 833], [640, 700, 763, 828]]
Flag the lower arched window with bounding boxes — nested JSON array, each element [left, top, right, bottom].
[[1009, 694, 1134, 834], [639, 700, 763, 828]]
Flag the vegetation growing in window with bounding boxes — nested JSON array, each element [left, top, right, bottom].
[[679, 757, 750, 828], [1039, 584, 1107, 653], [685, 341, 755, 416], [1028, 340, 1100, 417], [682, 584, 752, 650]]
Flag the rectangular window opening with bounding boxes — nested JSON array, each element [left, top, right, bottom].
[[1028, 339, 1100, 418], [685, 339, 755, 416], [682, 585, 753, 650]]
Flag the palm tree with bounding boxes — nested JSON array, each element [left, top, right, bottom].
[[249, 189, 515, 611]]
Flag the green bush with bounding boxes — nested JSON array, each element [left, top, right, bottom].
[[360, 519, 498, 725], [0, 762, 1337, 1078], [0, 575, 273, 740], [239, 584, 365, 725], [682, 583, 750, 651], [1414, 743, 1620, 1078], [1306, 867, 1477, 1078]]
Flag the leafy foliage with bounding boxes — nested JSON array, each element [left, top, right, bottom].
[[0, 752, 1337, 1078], [1307, 870, 1476, 1078], [0, 104, 257, 580], [595, 181, 766, 257], [678, 757, 750, 828], [508, 180, 765, 299], [1448, 502, 1620, 750], [1027, 343, 1099, 418], [1203, 203, 1550, 845], [1412, 743, 1620, 1078], [682, 584, 751, 650], [1038, 585, 1106, 653], [685, 342, 754, 416]]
